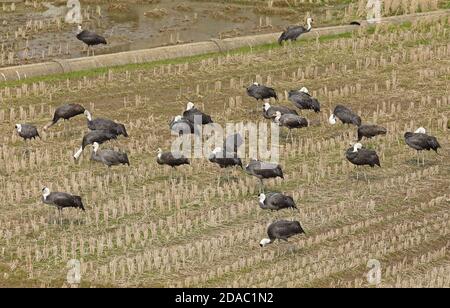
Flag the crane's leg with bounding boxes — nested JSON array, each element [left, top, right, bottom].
[[364, 171, 368, 183], [58, 208, 63, 225], [259, 178, 265, 193], [416, 151, 420, 166], [356, 166, 359, 181], [285, 130, 290, 142], [422, 151, 425, 166]]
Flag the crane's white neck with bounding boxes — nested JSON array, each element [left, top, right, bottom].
[[260, 238, 272, 247], [415, 127, 426, 134], [74, 147, 83, 160], [306, 19, 312, 31], [353, 143, 363, 153], [328, 114, 337, 125], [259, 194, 266, 203], [174, 115, 182, 122], [263, 103, 271, 111], [84, 110, 92, 121], [300, 87, 309, 94], [15, 124, 22, 132], [274, 112, 282, 124], [186, 102, 195, 111], [93, 143, 99, 153], [42, 188, 50, 200], [77, 25, 83, 34]]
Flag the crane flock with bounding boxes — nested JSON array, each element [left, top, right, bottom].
[[13, 18, 444, 249]]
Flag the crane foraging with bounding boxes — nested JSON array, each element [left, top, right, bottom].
[[260, 220, 306, 247], [44, 104, 85, 130], [346, 143, 381, 181], [278, 18, 313, 45], [41, 187, 85, 223], [90, 142, 130, 168]]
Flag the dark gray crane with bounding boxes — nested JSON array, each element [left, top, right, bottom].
[[329, 105, 362, 127], [259, 193, 298, 211], [263, 103, 298, 120], [278, 18, 313, 45], [274, 111, 308, 141], [44, 103, 85, 130], [288, 87, 321, 113], [84, 110, 128, 137], [182, 102, 213, 125], [404, 127, 441, 166], [346, 143, 381, 181], [357, 124, 387, 141], [245, 159, 284, 192], [260, 220, 306, 247], [42, 187, 85, 223], [74, 130, 118, 160], [15, 124, 40, 141], [76, 25, 107, 56], [90, 142, 130, 168]]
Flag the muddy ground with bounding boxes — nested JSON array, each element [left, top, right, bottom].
[[0, 0, 359, 67]]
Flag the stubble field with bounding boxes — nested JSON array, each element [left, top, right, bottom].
[[0, 12, 449, 287]]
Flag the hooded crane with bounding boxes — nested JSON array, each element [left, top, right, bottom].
[[288, 87, 321, 113], [91, 142, 130, 168], [15, 124, 40, 141], [209, 147, 243, 183], [263, 103, 298, 120], [209, 147, 243, 169], [157, 148, 190, 169], [245, 159, 284, 192], [357, 124, 387, 141], [246, 82, 278, 103], [74, 130, 118, 160], [42, 187, 85, 223], [84, 110, 128, 137], [259, 193, 298, 211], [76, 25, 107, 56], [44, 103, 85, 130], [260, 220, 306, 247], [278, 17, 313, 45], [274, 111, 308, 141], [346, 143, 381, 181], [329, 105, 362, 127], [182, 102, 213, 125], [170, 115, 196, 136], [404, 127, 441, 166]]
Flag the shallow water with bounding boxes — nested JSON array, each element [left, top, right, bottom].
[[0, 0, 296, 66]]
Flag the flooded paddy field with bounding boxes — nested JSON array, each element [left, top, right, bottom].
[[1, 0, 444, 68]]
